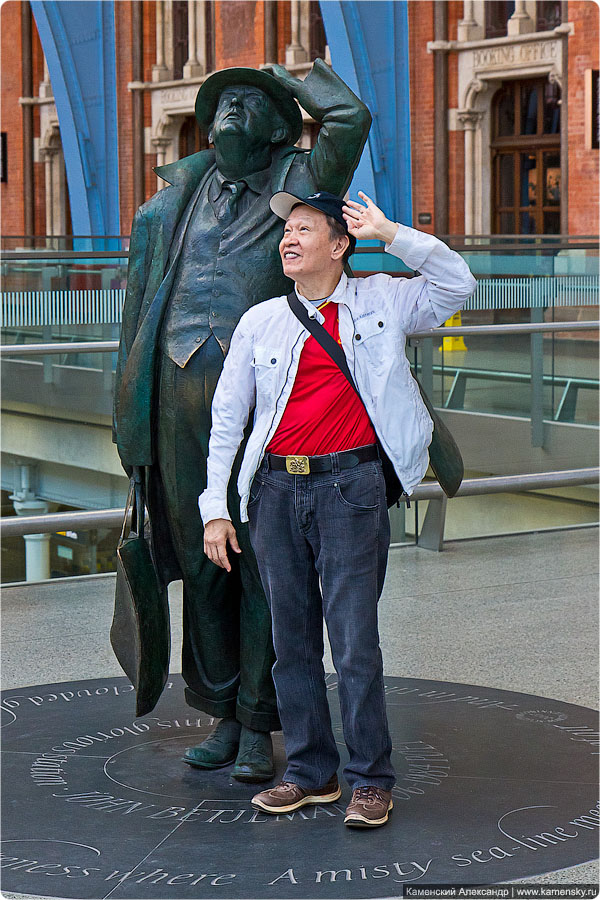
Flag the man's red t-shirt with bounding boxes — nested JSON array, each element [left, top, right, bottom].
[[266, 301, 377, 456]]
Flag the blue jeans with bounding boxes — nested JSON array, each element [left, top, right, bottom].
[[247, 454, 395, 792]]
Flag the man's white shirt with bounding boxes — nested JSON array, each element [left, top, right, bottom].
[[198, 223, 477, 525]]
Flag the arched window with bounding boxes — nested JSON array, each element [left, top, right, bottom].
[[491, 79, 561, 234], [178, 116, 209, 159], [485, 1, 515, 39], [172, 0, 188, 81], [309, 0, 327, 59], [536, 1, 562, 32]]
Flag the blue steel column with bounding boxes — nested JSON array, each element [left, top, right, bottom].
[[30, 1, 120, 242], [318, 0, 412, 225]]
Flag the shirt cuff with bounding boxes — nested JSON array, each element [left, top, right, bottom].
[[198, 490, 231, 527], [384, 222, 436, 271]]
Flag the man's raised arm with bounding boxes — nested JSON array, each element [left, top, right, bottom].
[[343, 192, 477, 332]]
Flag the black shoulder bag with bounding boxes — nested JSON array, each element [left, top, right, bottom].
[[286, 291, 464, 505], [111, 471, 171, 716]]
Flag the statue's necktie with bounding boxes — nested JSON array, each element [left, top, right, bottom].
[[215, 181, 245, 222]]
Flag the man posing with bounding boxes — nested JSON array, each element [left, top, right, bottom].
[[199, 190, 476, 827]]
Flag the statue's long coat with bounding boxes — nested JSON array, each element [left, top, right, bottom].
[[114, 62, 371, 584]]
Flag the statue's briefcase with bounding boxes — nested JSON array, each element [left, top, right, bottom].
[[111, 476, 170, 717]]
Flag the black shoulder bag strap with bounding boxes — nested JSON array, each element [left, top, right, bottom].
[[286, 289, 464, 500], [287, 291, 357, 391], [286, 290, 403, 507]]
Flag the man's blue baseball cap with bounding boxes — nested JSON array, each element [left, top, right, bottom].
[[270, 190, 356, 253]]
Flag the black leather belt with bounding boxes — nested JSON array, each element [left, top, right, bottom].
[[267, 445, 378, 475]]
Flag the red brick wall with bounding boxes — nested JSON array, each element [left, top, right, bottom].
[[277, 0, 290, 62], [0, 2, 47, 238], [408, 0, 466, 235], [216, 1, 265, 69], [567, 0, 599, 235], [1, 2, 25, 236], [6, 0, 595, 241], [408, 0, 434, 233], [32, 11, 45, 235], [447, 1, 465, 234]]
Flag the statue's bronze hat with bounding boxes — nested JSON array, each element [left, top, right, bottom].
[[195, 67, 303, 144]]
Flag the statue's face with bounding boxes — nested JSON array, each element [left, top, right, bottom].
[[211, 85, 279, 146]]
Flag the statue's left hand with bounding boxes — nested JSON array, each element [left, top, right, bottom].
[[261, 62, 323, 118], [261, 63, 305, 97]]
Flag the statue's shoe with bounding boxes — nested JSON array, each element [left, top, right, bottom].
[[182, 718, 241, 769], [232, 727, 274, 783]]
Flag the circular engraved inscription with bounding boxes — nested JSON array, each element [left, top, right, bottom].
[[1, 674, 598, 898], [516, 708, 569, 724]]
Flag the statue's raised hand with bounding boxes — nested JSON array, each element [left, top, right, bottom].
[[261, 59, 331, 120], [261, 63, 304, 97], [343, 191, 399, 245]]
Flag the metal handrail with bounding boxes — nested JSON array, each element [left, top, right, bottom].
[[1, 321, 598, 357], [1, 341, 119, 356], [2, 469, 598, 538], [2, 236, 598, 259]]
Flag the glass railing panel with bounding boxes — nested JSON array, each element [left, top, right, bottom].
[[543, 316, 599, 425], [396, 483, 599, 545], [1, 237, 598, 583]]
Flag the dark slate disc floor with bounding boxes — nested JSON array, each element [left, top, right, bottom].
[[1, 674, 598, 899]]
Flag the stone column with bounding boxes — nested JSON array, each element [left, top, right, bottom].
[[285, 0, 308, 65], [458, 0, 478, 42], [184, 1, 204, 78], [508, 0, 534, 36], [39, 55, 53, 99], [152, 0, 169, 82], [264, 0, 278, 64], [152, 135, 172, 189], [41, 147, 55, 236], [458, 110, 482, 235], [10, 466, 52, 583]]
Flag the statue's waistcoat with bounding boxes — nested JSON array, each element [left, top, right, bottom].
[[116, 148, 302, 464], [160, 165, 292, 366]]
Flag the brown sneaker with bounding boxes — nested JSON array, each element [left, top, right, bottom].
[[251, 776, 341, 814], [344, 786, 393, 827]]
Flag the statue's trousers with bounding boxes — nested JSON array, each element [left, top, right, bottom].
[[153, 334, 280, 732]]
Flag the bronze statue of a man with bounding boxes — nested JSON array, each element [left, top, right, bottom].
[[113, 60, 371, 781]]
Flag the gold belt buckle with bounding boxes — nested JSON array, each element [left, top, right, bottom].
[[285, 455, 310, 475]]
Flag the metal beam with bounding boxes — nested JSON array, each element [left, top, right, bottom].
[[2, 321, 597, 358], [2, 470, 597, 538], [29, 1, 120, 239], [318, 1, 412, 224]]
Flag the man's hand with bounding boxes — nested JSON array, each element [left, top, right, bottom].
[[342, 191, 399, 245], [203, 519, 241, 573]]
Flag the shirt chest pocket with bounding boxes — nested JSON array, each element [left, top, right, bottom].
[[252, 346, 279, 368], [352, 314, 394, 371], [251, 346, 280, 391], [353, 315, 387, 346]]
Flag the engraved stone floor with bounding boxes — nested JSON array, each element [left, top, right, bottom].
[[2, 528, 599, 899]]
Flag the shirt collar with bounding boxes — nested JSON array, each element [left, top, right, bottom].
[[295, 272, 348, 322], [214, 166, 271, 195]]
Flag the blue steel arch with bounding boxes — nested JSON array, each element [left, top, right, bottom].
[[30, 1, 120, 242], [319, 1, 413, 225]]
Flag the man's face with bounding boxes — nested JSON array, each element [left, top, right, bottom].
[[211, 85, 278, 146], [279, 206, 346, 281]]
